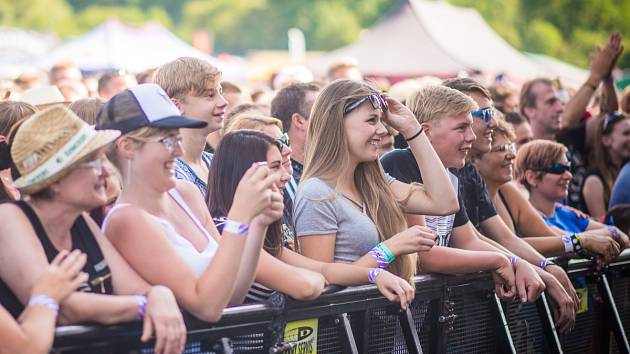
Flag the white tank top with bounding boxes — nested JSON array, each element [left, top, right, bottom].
[[102, 189, 218, 276]]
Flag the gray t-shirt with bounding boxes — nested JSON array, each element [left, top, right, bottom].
[[293, 176, 394, 264]]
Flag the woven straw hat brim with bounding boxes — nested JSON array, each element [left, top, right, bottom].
[[14, 129, 120, 194], [35, 101, 72, 110]]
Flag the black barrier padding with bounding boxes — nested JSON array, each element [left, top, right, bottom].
[[611, 268, 630, 354], [446, 284, 498, 353], [561, 281, 604, 354], [314, 315, 346, 354], [505, 301, 546, 353]]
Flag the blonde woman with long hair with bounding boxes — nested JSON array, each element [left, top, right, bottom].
[[294, 80, 459, 284]]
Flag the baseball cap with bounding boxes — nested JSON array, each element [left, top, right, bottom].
[[96, 83, 207, 134]]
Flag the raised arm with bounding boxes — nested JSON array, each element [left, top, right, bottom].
[[383, 97, 458, 216]]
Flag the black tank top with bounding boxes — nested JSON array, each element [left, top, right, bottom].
[[0, 201, 113, 318]]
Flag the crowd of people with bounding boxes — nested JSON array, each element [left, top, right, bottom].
[[0, 30, 629, 354]]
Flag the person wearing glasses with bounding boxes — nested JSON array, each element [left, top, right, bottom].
[[514, 140, 627, 253], [99, 85, 280, 327], [472, 120, 625, 264], [207, 130, 415, 306], [294, 80, 459, 288], [0, 105, 187, 354], [582, 111, 630, 220], [154, 57, 228, 197]]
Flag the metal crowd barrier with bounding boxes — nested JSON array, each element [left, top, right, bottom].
[[52, 250, 630, 354]]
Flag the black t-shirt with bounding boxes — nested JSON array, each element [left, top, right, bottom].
[[380, 148, 469, 229], [450, 161, 497, 229], [0, 201, 113, 318], [556, 123, 589, 212]]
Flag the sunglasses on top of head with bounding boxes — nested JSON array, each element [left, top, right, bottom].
[[344, 94, 389, 115], [534, 162, 571, 174], [602, 111, 626, 133], [274, 132, 290, 151], [471, 107, 496, 124]]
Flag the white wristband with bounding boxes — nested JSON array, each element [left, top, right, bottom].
[[561, 234, 574, 254], [28, 295, 59, 316], [223, 219, 249, 236]]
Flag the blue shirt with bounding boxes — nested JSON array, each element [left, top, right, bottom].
[[173, 151, 213, 197], [610, 162, 630, 208], [543, 205, 590, 234]]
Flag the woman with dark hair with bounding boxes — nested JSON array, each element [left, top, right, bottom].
[[582, 111, 630, 219], [208, 130, 415, 306]]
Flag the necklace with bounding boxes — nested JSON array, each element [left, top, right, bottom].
[[339, 193, 366, 214]]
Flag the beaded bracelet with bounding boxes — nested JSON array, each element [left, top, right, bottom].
[[28, 295, 59, 316], [510, 255, 518, 267], [571, 233, 587, 257], [223, 220, 249, 236], [368, 268, 383, 283], [135, 295, 148, 320], [608, 226, 620, 241]]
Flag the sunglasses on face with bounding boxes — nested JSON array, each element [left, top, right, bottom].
[[275, 132, 290, 151], [534, 162, 571, 174], [602, 111, 626, 133], [344, 94, 389, 114], [471, 107, 496, 124], [490, 143, 516, 154]]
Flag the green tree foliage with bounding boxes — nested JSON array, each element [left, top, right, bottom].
[[1, 0, 629, 69]]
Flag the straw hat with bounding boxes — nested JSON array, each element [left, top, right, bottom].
[[19, 85, 71, 110], [11, 105, 120, 194]]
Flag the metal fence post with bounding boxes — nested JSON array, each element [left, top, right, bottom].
[[599, 273, 630, 354], [335, 313, 359, 354], [535, 292, 563, 354], [399, 307, 424, 354], [493, 294, 516, 354]]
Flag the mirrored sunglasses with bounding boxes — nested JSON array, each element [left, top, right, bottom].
[[344, 94, 388, 114], [471, 107, 496, 124], [534, 162, 571, 174]]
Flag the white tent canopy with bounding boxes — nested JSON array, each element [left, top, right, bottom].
[[309, 0, 583, 83], [0, 27, 58, 79], [36, 19, 247, 83]]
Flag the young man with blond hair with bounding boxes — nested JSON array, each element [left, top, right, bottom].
[[154, 57, 228, 196]]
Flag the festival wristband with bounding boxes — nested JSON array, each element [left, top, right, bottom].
[[571, 233, 586, 256], [561, 234, 574, 254], [608, 226, 620, 240], [368, 247, 390, 269], [539, 258, 555, 269], [135, 295, 148, 320], [368, 268, 383, 283], [510, 255, 518, 267], [28, 295, 59, 316], [377, 243, 395, 263], [223, 220, 249, 236]]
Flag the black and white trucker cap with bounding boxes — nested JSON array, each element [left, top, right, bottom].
[[96, 83, 207, 134]]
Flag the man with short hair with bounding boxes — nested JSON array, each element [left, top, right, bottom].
[[270, 82, 321, 185], [154, 57, 228, 196], [98, 71, 135, 100], [444, 77, 578, 332]]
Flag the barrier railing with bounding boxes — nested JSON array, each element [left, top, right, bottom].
[[52, 250, 630, 353]]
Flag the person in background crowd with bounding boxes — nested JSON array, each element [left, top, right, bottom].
[[155, 57, 227, 197], [136, 68, 157, 85], [515, 140, 628, 256], [48, 63, 82, 86], [326, 59, 363, 82], [13, 73, 41, 93], [444, 78, 578, 332], [489, 83, 519, 114], [208, 130, 414, 306], [57, 79, 89, 102], [0, 250, 87, 354], [203, 81, 250, 154], [610, 161, 630, 208], [201, 103, 270, 155], [504, 111, 534, 150], [0, 106, 186, 354], [99, 84, 278, 322], [69, 97, 105, 126], [295, 80, 459, 287], [583, 111, 630, 219], [520, 33, 623, 212], [472, 119, 624, 263], [0, 101, 38, 200], [98, 71, 135, 101]]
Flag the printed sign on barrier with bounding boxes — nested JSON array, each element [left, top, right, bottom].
[[283, 318, 318, 354]]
